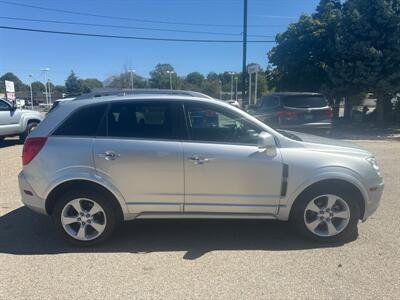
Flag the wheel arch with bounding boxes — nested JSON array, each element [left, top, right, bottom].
[[288, 178, 365, 220], [45, 179, 124, 222]]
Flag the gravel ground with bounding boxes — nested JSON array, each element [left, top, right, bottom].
[[0, 138, 399, 299]]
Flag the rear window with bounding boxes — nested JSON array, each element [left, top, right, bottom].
[[53, 104, 107, 136], [282, 95, 327, 108]]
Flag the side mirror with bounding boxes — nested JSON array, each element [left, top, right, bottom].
[[258, 131, 277, 156]]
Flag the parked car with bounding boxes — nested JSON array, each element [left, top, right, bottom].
[[248, 92, 333, 132], [0, 98, 44, 143], [226, 99, 241, 108], [19, 92, 383, 246]]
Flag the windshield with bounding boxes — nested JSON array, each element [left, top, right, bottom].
[[282, 95, 327, 108]]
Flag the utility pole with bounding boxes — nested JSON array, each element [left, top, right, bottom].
[[229, 72, 235, 100], [128, 69, 135, 89], [219, 80, 222, 99], [28, 74, 33, 110], [40, 68, 49, 106], [241, 0, 248, 107], [235, 77, 238, 101], [249, 72, 252, 105], [254, 71, 258, 103], [47, 79, 52, 104], [166, 70, 175, 91]]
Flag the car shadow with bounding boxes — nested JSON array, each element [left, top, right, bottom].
[[0, 207, 357, 259], [0, 138, 22, 148]]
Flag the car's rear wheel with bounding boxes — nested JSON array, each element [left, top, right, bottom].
[[52, 189, 117, 246], [292, 188, 360, 242]]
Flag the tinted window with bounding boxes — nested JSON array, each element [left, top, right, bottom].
[[185, 103, 261, 144], [108, 102, 173, 139], [262, 96, 280, 108], [53, 104, 107, 136], [0, 100, 10, 111], [282, 95, 327, 108]]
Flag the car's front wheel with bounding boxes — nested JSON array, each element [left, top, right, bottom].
[[292, 188, 360, 242], [52, 190, 118, 246]]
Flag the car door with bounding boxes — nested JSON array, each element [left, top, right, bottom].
[[182, 101, 283, 215], [0, 99, 21, 136], [93, 100, 184, 215]]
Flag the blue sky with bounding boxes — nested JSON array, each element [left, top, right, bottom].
[[0, 0, 319, 84]]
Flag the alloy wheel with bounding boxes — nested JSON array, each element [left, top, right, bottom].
[[60, 198, 107, 241], [303, 194, 351, 237]]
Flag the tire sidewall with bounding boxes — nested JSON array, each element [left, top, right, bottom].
[[292, 187, 361, 243], [52, 189, 117, 246], [20, 122, 39, 142]]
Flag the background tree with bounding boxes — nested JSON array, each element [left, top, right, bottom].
[[31, 81, 46, 92], [104, 72, 146, 89], [0, 72, 29, 92], [80, 78, 103, 93], [65, 71, 82, 96], [149, 64, 177, 89], [336, 0, 400, 122]]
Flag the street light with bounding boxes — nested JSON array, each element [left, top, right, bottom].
[[40, 67, 50, 106], [47, 79, 52, 104], [166, 70, 175, 91], [128, 69, 135, 89], [228, 72, 235, 100], [28, 74, 33, 110]]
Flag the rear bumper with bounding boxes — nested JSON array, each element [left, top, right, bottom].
[[280, 122, 332, 130], [18, 171, 47, 215]]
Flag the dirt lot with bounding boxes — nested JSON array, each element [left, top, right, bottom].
[[0, 138, 399, 299]]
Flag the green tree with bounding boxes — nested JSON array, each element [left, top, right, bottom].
[[0, 72, 29, 92], [336, 0, 400, 122], [185, 72, 205, 89], [105, 72, 146, 89], [54, 85, 67, 94], [149, 64, 176, 89], [31, 81, 46, 92], [80, 78, 103, 93], [65, 71, 82, 96]]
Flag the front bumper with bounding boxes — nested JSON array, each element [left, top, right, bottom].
[[18, 171, 47, 215], [362, 177, 384, 221]]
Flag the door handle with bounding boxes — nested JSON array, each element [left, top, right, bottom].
[[188, 155, 210, 165], [98, 151, 120, 161]]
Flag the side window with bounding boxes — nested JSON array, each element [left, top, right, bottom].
[[107, 102, 173, 139], [185, 103, 261, 145], [0, 100, 11, 111], [263, 96, 280, 109], [53, 104, 107, 136]]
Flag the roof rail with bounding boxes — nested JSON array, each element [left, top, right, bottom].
[[73, 88, 214, 100]]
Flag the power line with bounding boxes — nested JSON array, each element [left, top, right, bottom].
[[0, 16, 275, 38], [0, 0, 286, 28], [0, 25, 275, 43]]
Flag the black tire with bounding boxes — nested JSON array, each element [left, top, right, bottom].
[[20, 121, 39, 142], [52, 189, 119, 246], [291, 185, 360, 243]]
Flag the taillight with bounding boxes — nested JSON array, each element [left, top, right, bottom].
[[324, 108, 333, 119], [22, 137, 47, 165], [277, 111, 297, 118]]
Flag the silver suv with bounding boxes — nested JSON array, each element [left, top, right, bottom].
[[0, 98, 44, 142], [18, 93, 384, 246]]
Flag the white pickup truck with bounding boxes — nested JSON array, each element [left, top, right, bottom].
[[0, 98, 44, 143]]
